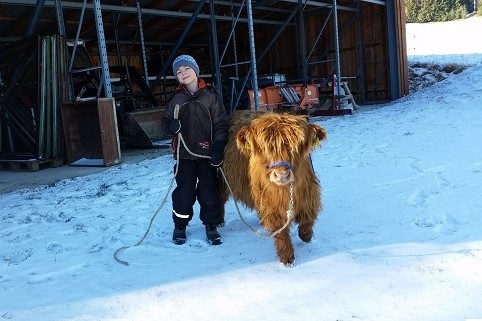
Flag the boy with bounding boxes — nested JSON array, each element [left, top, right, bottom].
[[162, 54, 228, 245]]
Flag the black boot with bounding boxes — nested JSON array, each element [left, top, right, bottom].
[[206, 225, 222, 246], [172, 224, 187, 245]]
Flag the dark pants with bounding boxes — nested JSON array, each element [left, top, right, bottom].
[[172, 159, 222, 228]]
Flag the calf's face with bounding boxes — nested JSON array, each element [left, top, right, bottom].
[[236, 114, 327, 186]]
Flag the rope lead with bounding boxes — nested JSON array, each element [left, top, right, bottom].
[[113, 177, 175, 266]]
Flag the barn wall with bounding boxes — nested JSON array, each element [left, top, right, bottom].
[[395, 0, 409, 97]]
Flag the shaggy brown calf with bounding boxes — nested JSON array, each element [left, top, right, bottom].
[[220, 111, 327, 265]]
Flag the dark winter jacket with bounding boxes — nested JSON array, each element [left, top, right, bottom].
[[162, 79, 228, 160]]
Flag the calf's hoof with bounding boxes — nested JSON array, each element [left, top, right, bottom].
[[298, 226, 313, 243], [280, 255, 295, 267]]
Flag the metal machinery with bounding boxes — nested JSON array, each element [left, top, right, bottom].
[[247, 73, 359, 115]]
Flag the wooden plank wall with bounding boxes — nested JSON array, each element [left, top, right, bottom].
[[360, 3, 390, 102]]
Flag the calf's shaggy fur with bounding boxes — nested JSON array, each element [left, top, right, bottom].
[[219, 111, 327, 265]]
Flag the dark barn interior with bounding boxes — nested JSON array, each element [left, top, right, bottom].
[[0, 0, 408, 169]]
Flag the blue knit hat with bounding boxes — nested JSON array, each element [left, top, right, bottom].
[[172, 54, 200, 76]]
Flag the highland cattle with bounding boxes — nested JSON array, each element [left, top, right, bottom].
[[219, 111, 327, 265]]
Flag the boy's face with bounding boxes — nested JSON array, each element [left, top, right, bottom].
[[176, 65, 197, 86]]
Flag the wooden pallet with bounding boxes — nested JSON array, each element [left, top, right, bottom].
[[0, 158, 65, 172]]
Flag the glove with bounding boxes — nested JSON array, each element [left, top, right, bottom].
[[210, 141, 225, 168], [167, 119, 181, 134]]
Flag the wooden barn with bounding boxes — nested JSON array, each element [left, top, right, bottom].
[[0, 0, 408, 169]]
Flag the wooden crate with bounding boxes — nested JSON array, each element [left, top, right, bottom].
[[61, 98, 121, 166]]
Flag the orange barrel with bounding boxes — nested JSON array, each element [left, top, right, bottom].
[[264, 86, 283, 109], [248, 88, 268, 110]]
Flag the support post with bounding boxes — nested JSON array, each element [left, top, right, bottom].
[[210, 0, 222, 93], [246, 0, 259, 111], [93, 0, 112, 98], [53, 0, 66, 37], [136, 0, 149, 86], [333, 0, 342, 98], [298, 0, 308, 82]]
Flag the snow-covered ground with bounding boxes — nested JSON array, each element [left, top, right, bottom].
[[406, 16, 482, 93], [1, 17, 482, 321], [406, 16, 482, 58]]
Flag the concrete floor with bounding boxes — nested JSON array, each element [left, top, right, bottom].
[[0, 147, 171, 195]]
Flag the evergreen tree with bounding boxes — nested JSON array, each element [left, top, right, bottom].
[[405, 0, 469, 22]]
